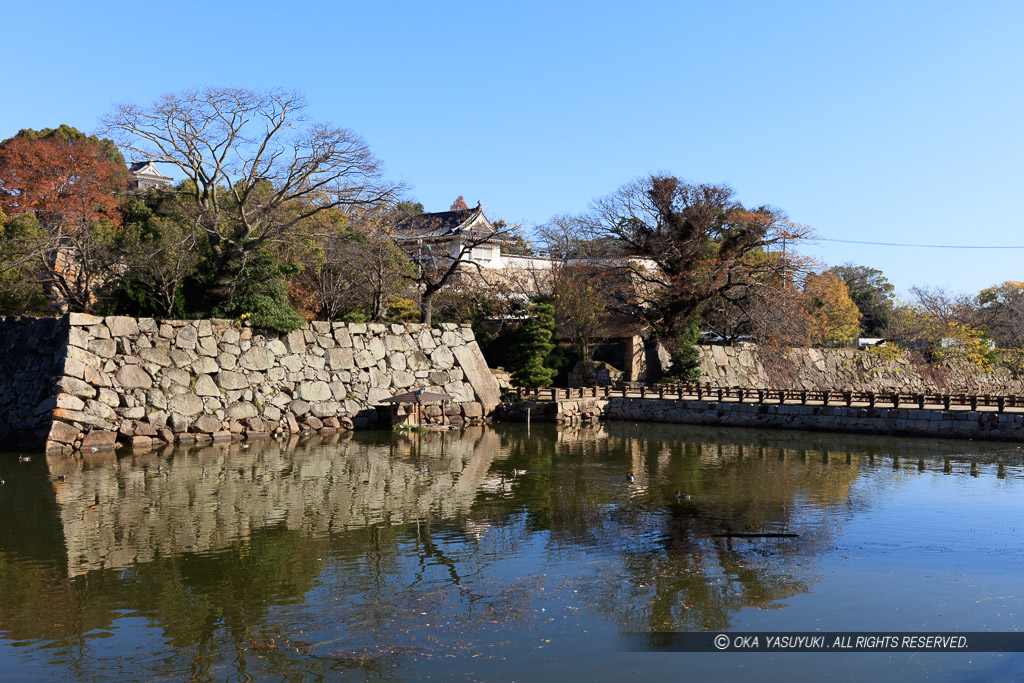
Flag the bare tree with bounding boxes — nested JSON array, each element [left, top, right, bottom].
[[299, 206, 414, 321], [400, 215, 510, 325], [977, 281, 1024, 348], [551, 262, 607, 362], [102, 88, 401, 277]]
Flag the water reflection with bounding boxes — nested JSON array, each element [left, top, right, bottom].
[[0, 423, 1021, 680]]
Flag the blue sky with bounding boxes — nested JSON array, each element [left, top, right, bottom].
[[3, 0, 1022, 298]]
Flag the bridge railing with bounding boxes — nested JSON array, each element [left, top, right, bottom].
[[511, 383, 1023, 413]]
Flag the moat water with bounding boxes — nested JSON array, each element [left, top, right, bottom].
[[1, 423, 1023, 681]]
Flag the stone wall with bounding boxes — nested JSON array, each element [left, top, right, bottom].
[[604, 397, 1024, 441], [697, 345, 1024, 393], [0, 316, 69, 448], [0, 315, 501, 454], [498, 395, 1024, 442]]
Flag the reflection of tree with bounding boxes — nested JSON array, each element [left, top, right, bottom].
[[2, 423, 1016, 677], [467, 422, 856, 635]]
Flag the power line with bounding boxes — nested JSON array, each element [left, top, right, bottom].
[[817, 238, 1024, 249]]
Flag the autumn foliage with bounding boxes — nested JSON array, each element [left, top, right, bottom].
[[0, 134, 126, 230]]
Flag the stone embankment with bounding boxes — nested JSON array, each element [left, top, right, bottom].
[[0, 315, 501, 454], [698, 345, 1024, 393], [604, 397, 1024, 441], [497, 396, 1024, 442]]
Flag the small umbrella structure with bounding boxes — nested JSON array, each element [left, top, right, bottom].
[[379, 387, 456, 426]]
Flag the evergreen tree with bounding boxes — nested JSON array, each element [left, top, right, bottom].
[[664, 318, 702, 382], [512, 302, 558, 387]]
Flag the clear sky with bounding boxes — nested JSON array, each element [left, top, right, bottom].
[[3, 0, 1022, 299]]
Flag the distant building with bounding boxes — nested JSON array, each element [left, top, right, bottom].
[[393, 203, 550, 271], [127, 161, 173, 192]]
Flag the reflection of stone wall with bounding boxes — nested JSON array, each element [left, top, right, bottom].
[[0, 315, 501, 454], [49, 427, 505, 577]]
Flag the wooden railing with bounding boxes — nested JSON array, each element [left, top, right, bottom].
[[512, 383, 1024, 413]]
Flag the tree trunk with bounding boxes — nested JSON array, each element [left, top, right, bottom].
[[421, 290, 435, 326]]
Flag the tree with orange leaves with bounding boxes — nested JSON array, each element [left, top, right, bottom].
[[0, 126, 127, 312], [449, 195, 469, 211], [801, 272, 861, 345]]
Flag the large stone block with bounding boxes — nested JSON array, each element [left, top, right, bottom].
[[58, 376, 97, 399], [430, 345, 455, 370], [311, 401, 341, 418], [193, 414, 221, 433], [391, 370, 416, 388], [298, 381, 332, 402], [225, 401, 258, 419], [88, 338, 117, 359], [284, 330, 306, 353], [138, 348, 172, 367], [169, 393, 204, 416], [216, 369, 248, 390], [452, 343, 501, 413], [67, 345, 101, 368], [81, 430, 116, 450], [48, 421, 79, 444], [115, 365, 153, 390], [239, 347, 275, 371], [106, 316, 140, 337], [366, 337, 387, 362], [175, 326, 198, 350], [194, 374, 220, 396], [197, 336, 218, 356], [68, 312, 102, 326], [333, 327, 352, 347]]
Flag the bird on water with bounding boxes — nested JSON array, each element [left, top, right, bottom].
[[627, 474, 635, 482], [676, 491, 692, 500]]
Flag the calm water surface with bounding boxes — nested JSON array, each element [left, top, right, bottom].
[[1, 423, 1023, 681]]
